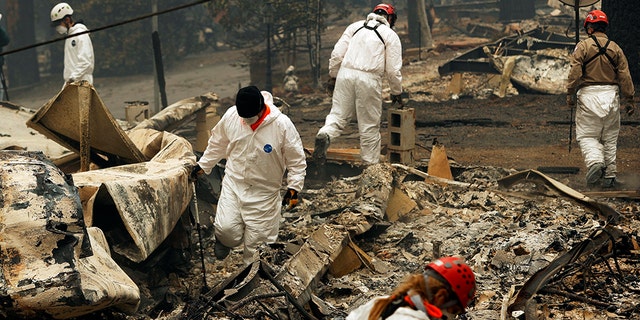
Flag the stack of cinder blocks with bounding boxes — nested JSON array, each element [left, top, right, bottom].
[[387, 108, 415, 164]]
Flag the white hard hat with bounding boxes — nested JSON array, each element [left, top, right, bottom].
[[50, 3, 73, 22]]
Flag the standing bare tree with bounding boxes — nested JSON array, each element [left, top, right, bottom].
[[407, 0, 433, 51], [602, 0, 640, 84], [5, 0, 39, 88], [206, 0, 329, 90]]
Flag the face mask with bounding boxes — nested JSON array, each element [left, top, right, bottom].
[[56, 25, 68, 35], [243, 116, 259, 125]]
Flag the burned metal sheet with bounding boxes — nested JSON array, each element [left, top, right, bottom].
[[498, 169, 620, 223], [72, 130, 196, 263], [26, 82, 146, 165], [0, 151, 139, 319]]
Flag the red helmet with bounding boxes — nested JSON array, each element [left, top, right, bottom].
[[425, 256, 477, 309], [373, 3, 397, 28], [584, 9, 608, 28]]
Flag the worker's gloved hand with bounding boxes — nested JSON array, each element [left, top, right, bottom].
[[625, 103, 636, 116], [566, 94, 575, 106], [282, 188, 299, 209], [190, 164, 204, 182], [624, 97, 635, 116], [391, 94, 403, 105], [326, 78, 336, 94]]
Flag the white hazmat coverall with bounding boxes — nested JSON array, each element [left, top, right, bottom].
[[576, 85, 620, 178], [318, 12, 403, 164], [64, 23, 94, 84], [197, 91, 306, 265], [346, 297, 430, 320]]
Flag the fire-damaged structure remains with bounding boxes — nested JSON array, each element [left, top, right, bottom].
[[2, 4, 640, 314]]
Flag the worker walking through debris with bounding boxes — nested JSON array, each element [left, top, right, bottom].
[[567, 9, 635, 188], [50, 2, 94, 85], [346, 256, 476, 320], [313, 3, 403, 165], [191, 85, 306, 265], [283, 65, 299, 96]]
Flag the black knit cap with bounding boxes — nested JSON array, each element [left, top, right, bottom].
[[236, 86, 264, 118]]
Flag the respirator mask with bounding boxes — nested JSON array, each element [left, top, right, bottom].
[[242, 116, 259, 125], [56, 25, 68, 35]]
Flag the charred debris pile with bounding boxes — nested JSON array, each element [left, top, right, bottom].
[[175, 162, 640, 320]]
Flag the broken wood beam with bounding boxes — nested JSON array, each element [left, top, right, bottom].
[[78, 82, 92, 172], [274, 224, 349, 307]]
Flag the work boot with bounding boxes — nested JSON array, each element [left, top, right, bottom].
[[601, 177, 616, 188], [214, 241, 231, 260], [585, 163, 604, 185], [312, 133, 330, 165]]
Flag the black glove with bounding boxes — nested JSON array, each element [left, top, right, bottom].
[[326, 78, 336, 94], [391, 94, 403, 106], [190, 164, 204, 181], [624, 98, 636, 116], [282, 188, 299, 209]]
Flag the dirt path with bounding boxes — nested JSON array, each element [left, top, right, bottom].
[[9, 48, 251, 119]]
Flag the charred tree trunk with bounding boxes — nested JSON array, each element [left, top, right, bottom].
[[5, 0, 40, 87], [602, 0, 640, 84], [407, 0, 433, 49]]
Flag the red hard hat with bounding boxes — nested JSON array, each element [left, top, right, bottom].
[[373, 3, 397, 27], [373, 3, 395, 16], [425, 256, 477, 309], [584, 9, 608, 28]]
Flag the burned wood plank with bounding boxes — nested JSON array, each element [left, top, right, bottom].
[[275, 224, 349, 307]]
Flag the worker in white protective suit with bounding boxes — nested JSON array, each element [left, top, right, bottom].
[[50, 2, 94, 85], [567, 9, 635, 188], [313, 3, 403, 165], [346, 257, 476, 320], [191, 86, 306, 265]]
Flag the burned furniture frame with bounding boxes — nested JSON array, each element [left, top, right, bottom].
[[438, 27, 576, 76]]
